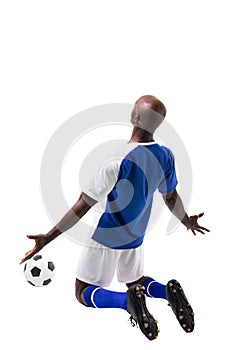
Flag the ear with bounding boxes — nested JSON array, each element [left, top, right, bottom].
[[134, 114, 141, 125]]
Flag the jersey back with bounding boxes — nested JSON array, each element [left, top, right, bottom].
[[91, 143, 178, 249]]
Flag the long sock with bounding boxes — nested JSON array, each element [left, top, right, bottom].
[[83, 285, 127, 309], [142, 277, 167, 300]]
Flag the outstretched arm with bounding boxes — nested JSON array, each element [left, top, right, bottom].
[[20, 192, 97, 264], [162, 189, 210, 235]]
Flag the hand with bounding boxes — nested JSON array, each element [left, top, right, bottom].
[[185, 212, 210, 236], [20, 234, 49, 264]]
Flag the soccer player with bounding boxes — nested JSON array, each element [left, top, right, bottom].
[[20, 95, 209, 341]]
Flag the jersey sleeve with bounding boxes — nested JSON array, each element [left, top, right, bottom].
[[158, 148, 178, 194], [82, 159, 120, 202]]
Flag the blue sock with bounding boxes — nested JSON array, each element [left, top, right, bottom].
[[142, 277, 167, 300], [83, 286, 127, 310]]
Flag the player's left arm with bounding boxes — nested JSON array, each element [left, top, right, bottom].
[[20, 159, 119, 264], [20, 193, 97, 264], [162, 189, 210, 235]]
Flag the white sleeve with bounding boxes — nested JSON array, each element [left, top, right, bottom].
[[82, 159, 121, 202]]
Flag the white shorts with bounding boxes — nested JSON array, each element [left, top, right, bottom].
[[76, 239, 144, 287]]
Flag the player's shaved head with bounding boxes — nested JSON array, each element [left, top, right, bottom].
[[135, 95, 166, 117], [131, 95, 166, 134]]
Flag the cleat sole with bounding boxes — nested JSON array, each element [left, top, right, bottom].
[[166, 279, 195, 333], [127, 284, 159, 341]]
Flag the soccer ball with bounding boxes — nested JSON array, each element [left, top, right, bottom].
[[23, 254, 55, 287]]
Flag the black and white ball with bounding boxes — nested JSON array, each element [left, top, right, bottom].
[[24, 254, 55, 287]]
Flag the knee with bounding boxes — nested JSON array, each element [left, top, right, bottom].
[[75, 278, 91, 306], [126, 275, 150, 288]]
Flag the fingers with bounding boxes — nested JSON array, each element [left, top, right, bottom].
[[24, 249, 33, 256], [20, 252, 32, 264], [20, 257, 27, 264], [26, 234, 39, 239], [20, 234, 46, 264], [190, 212, 211, 235], [20, 244, 38, 264], [195, 228, 206, 235], [20, 234, 47, 264], [20, 254, 31, 264], [20, 250, 37, 264], [192, 228, 207, 236], [198, 226, 210, 232]]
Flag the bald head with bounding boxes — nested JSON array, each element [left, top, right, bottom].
[[135, 95, 166, 117], [131, 95, 166, 134]]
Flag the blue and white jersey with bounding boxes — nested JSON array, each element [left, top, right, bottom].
[[83, 142, 178, 249]]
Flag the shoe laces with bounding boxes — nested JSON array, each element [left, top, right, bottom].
[[128, 316, 138, 327]]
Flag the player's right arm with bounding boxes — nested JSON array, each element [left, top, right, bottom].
[[20, 193, 96, 264], [158, 147, 210, 235], [162, 189, 210, 235]]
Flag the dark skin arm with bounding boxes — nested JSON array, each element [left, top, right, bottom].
[[162, 189, 210, 235], [20, 188, 209, 264], [20, 193, 97, 264]]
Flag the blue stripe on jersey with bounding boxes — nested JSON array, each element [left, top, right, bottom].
[[92, 143, 178, 249]]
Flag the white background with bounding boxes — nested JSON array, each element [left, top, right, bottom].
[[1, 0, 232, 349]]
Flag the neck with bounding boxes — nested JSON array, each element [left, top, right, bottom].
[[129, 127, 155, 143]]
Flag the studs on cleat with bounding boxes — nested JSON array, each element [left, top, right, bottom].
[[167, 280, 194, 334], [192, 321, 195, 325], [154, 336, 158, 339], [128, 284, 158, 340]]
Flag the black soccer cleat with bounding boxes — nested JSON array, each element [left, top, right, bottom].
[[166, 279, 195, 333], [127, 284, 159, 341]]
